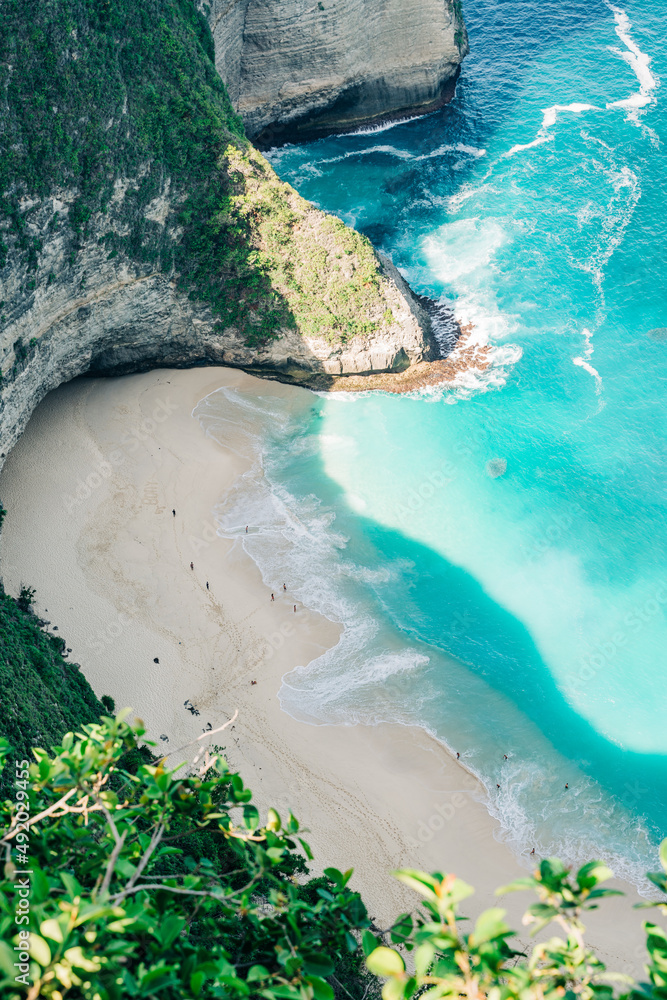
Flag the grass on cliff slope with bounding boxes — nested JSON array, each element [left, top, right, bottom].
[[0, 0, 394, 347], [0, 586, 106, 796]]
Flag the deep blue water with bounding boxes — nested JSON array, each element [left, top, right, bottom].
[[199, 0, 667, 887]]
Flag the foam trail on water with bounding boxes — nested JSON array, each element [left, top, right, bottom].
[[573, 328, 603, 392], [505, 103, 598, 157], [606, 5, 658, 118], [345, 113, 428, 136], [312, 143, 487, 168]]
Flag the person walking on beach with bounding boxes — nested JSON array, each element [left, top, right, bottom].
[[456, 752, 460, 759], [245, 525, 248, 533], [172, 509, 176, 517], [206, 581, 209, 590], [283, 583, 286, 591], [293, 604, 297, 613], [271, 593, 274, 601], [190, 561, 194, 570]]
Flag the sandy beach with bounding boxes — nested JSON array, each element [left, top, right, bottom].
[[0, 366, 648, 973]]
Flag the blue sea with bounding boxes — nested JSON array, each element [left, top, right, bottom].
[[197, 0, 667, 889]]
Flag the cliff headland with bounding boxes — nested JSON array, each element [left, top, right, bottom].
[[0, 0, 466, 468]]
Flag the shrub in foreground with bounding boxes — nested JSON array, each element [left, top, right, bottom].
[[0, 715, 666, 1000]]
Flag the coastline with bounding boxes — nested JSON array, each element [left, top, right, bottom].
[[0, 365, 647, 973]]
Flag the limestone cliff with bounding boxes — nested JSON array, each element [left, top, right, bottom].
[[0, 0, 449, 466], [204, 0, 468, 144]]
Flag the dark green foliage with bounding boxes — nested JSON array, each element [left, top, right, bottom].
[[0, 0, 289, 344], [0, 0, 396, 349], [0, 716, 374, 998], [100, 693, 116, 713], [0, 586, 105, 797], [16, 586, 36, 612], [365, 858, 667, 1000]]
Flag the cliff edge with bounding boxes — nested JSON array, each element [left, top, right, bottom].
[[0, 0, 442, 464], [204, 0, 469, 145]]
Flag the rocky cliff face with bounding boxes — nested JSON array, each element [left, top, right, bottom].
[[0, 148, 434, 463], [204, 0, 468, 144], [0, 0, 454, 469]]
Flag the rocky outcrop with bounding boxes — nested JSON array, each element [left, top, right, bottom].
[[0, 173, 435, 465], [204, 0, 468, 144], [0, 0, 451, 470]]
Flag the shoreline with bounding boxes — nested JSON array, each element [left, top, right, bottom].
[[0, 365, 647, 973]]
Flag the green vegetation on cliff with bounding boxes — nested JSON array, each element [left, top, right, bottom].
[[0, 0, 396, 347], [0, 587, 105, 797]]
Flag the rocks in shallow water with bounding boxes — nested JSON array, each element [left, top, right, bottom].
[[647, 328, 667, 342], [486, 458, 507, 478]]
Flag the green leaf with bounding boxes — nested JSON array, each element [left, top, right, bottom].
[[323, 866, 344, 888], [345, 931, 358, 953], [302, 951, 335, 977], [390, 912, 413, 945], [576, 861, 614, 890], [366, 947, 405, 977], [267, 808, 282, 831], [157, 914, 186, 949], [392, 870, 440, 900], [298, 837, 314, 860], [247, 964, 270, 982], [414, 943, 435, 977], [243, 803, 260, 830], [362, 930, 380, 957], [190, 970, 207, 995], [40, 918, 65, 944], [495, 877, 536, 895], [660, 838, 667, 875], [307, 975, 335, 1000], [382, 978, 406, 1000], [28, 934, 51, 967], [471, 907, 510, 945], [0, 941, 17, 979]]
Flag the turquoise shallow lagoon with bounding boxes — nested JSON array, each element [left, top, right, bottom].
[[199, 0, 667, 888]]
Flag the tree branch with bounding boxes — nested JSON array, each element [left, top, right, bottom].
[[99, 829, 127, 897]]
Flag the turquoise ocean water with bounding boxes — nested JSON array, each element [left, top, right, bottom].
[[197, 0, 667, 888]]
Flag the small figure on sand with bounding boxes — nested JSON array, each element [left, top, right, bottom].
[[293, 604, 297, 613], [172, 509, 176, 517], [271, 593, 275, 601], [153, 657, 159, 664], [206, 581, 209, 590], [190, 561, 194, 570], [530, 848, 535, 855], [456, 752, 460, 759], [251, 680, 257, 685], [283, 583, 287, 591], [245, 525, 248, 533]]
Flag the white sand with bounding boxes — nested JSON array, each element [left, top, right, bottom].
[[0, 367, 648, 973]]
